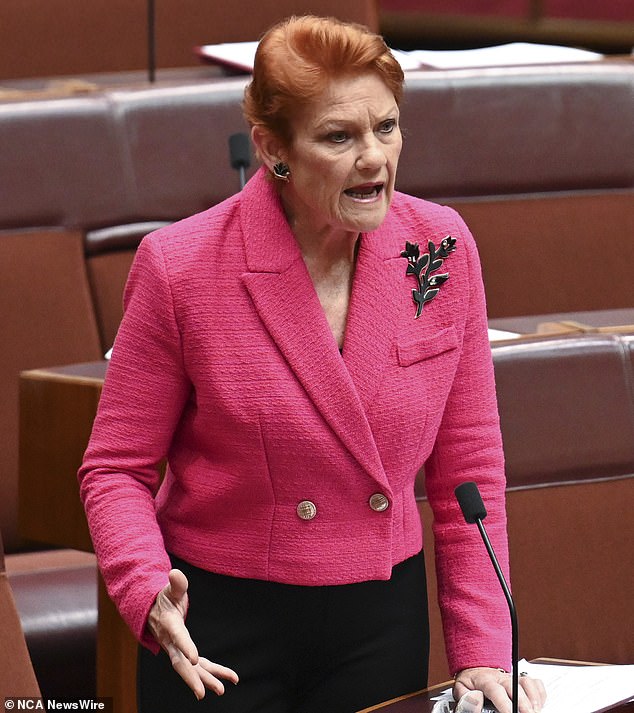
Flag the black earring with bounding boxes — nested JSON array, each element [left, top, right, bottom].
[[272, 162, 291, 182]]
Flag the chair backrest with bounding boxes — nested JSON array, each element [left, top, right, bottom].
[[0, 531, 41, 698]]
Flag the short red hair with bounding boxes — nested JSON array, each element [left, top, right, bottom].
[[243, 15, 404, 145]]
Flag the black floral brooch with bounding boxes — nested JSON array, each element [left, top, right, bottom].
[[400, 236, 457, 318]]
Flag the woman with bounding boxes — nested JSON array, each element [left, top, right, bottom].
[[78, 15, 545, 713]]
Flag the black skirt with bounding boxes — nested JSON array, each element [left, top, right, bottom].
[[138, 550, 429, 713]]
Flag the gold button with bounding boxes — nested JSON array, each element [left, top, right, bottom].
[[369, 493, 389, 512], [296, 500, 317, 520]]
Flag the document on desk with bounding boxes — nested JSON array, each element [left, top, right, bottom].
[[519, 659, 634, 713], [195, 41, 603, 75], [390, 43, 603, 71], [487, 328, 521, 342], [431, 659, 634, 713]]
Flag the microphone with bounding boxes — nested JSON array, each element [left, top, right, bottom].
[[228, 133, 251, 190], [455, 481, 519, 713], [147, 0, 156, 83]]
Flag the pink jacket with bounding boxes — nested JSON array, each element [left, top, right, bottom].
[[79, 167, 511, 672]]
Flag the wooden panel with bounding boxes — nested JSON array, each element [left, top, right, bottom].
[[0, 230, 102, 553], [0, 0, 378, 80], [0, 535, 41, 698], [98, 577, 138, 712], [19, 362, 138, 710], [19, 366, 105, 551], [418, 478, 634, 687]]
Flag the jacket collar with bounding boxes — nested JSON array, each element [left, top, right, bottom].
[[239, 168, 403, 487]]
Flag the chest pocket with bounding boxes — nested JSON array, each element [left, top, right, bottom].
[[396, 325, 459, 367]]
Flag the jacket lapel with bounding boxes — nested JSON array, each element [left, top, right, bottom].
[[239, 169, 388, 485], [342, 214, 404, 415]]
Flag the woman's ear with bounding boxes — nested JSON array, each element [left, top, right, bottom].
[[251, 125, 286, 172]]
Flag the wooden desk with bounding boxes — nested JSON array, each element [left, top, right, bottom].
[[357, 679, 448, 712], [19, 361, 138, 713]]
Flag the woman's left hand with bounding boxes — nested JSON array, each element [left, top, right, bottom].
[[453, 667, 546, 713]]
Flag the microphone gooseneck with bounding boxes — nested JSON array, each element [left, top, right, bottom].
[[228, 133, 251, 190], [454, 481, 519, 713]]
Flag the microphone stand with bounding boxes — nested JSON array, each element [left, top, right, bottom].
[[473, 516, 519, 713], [147, 0, 156, 83], [228, 133, 251, 190], [455, 481, 519, 713]]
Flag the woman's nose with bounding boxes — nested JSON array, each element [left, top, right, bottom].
[[356, 136, 387, 171]]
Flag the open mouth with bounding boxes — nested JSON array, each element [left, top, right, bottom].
[[344, 183, 384, 200]]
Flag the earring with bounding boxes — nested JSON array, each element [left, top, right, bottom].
[[272, 162, 291, 182]]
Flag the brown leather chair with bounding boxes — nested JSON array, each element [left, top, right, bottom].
[[419, 333, 634, 684], [6, 549, 98, 700], [0, 531, 41, 699]]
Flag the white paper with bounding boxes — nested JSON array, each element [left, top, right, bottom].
[[488, 328, 522, 342], [196, 42, 259, 72], [392, 42, 603, 71], [519, 660, 634, 713], [431, 659, 634, 712], [197, 41, 603, 75]]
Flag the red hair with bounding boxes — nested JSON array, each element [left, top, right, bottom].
[[243, 15, 404, 144]]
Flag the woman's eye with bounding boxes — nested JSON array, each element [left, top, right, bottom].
[[379, 119, 397, 134], [328, 132, 348, 143]]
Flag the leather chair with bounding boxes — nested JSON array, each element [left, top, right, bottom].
[[419, 333, 634, 683], [0, 531, 41, 699], [6, 548, 98, 700]]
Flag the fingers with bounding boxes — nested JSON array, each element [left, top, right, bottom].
[[482, 677, 543, 713], [170, 651, 240, 700], [454, 669, 546, 713], [455, 690, 484, 713], [148, 569, 240, 700], [149, 569, 198, 665], [497, 675, 545, 713], [197, 657, 240, 695], [520, 674, 547, 712], [168, 615, 199, 666], [167, 568, 189, 603], [453, 679, 474, 701], [198, 658, 240, 686], [484, 678, 527, 713], [166, 649, 239, 700], [167, 642, 206, 701]]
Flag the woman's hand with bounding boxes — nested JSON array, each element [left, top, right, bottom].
[[147, 568, 239, 700], [453, 667, 546, 713]]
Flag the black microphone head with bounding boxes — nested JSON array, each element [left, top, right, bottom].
[[229, 133, 251, 169], [455, 481, 487, 523]]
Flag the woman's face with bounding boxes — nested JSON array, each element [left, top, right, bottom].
[[280, 72, 402, 238]]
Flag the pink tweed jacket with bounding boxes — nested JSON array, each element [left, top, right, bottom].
[[78, 167, 511, 673]]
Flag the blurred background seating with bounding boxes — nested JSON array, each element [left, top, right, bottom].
[[1, 0, 632, 704]]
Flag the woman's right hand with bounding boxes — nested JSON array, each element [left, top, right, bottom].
[[147, 568, 239, 700]]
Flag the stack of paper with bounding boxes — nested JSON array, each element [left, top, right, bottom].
[[390, 43, 603, 71], [195, 41, 603, 74], [431, 659, 634, 713]]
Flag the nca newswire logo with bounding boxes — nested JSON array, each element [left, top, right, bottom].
[[4, 699, 112, 711]]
